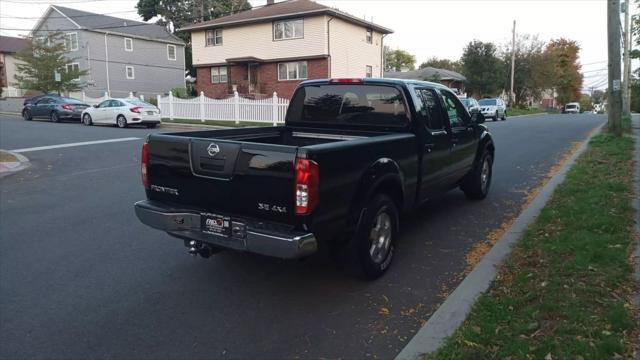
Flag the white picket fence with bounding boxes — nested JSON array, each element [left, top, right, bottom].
[[158, 91, 289, 126]]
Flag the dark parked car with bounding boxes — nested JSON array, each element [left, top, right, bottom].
[[23, 93, 60, 107], [134, 78, 495, 279], [22, 96, 90, 122], [460, 97, 480, 114]]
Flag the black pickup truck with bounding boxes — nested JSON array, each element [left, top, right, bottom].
[[134, 78, 495, 279]]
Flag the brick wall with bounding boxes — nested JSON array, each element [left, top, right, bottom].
[[195, 58, 329, 99], [257, 58, 328, 99]]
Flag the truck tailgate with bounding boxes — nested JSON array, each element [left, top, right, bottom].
[[146, 134, 297, 224]]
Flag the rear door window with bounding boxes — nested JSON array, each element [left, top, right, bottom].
[[287, 84, 409, 128]]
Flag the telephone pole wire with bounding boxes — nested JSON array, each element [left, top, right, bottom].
[[607, 0, 623, 136], [622, 0, 631, 117], [509, 20, 516, 107]]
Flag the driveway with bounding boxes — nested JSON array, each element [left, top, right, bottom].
[[0, 113, 605, 359]]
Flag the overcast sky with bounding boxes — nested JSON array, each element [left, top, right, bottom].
[[1, 0, 635, 91]]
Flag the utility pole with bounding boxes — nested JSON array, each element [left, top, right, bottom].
[[622, 0, 631, 116], [510, 20, 516, 107], [607, 0, 623, 136]]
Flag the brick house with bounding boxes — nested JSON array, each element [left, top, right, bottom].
[[181, 0, 393, 99]]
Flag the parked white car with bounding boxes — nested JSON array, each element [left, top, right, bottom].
[[479, 98, 507, 121], [563, 102, 580, 114], [81, 98, 161, 128]]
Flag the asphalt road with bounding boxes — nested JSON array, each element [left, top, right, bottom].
[[0, 113, 605, 359]]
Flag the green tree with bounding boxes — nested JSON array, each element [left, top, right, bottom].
[[384, 46, 416, 72], [14, 33, 88, 94], [502, 34, 554, 106], [137, 0, 251, 75], [461, 40, 504, 97], [544, 38, 583, 105], [591, 89, 606, 104], [579, 93, 592, 112], [419, 57, 461, 72]]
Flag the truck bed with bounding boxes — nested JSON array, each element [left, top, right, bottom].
[[166, 126, 381, 148]]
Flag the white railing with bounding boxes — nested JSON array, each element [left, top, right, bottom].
[[157, 91, 289, 126], [2, 87, 24, 98]]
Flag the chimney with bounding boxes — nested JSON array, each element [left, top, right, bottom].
[[266, 0, 275, 5]]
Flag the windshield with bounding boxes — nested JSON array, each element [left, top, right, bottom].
[[287, 84, 409, 127], [479, 99, 497, 106], [61, 98, 84, 104], [566, 104, 577, 109]]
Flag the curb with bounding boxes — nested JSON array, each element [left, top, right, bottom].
[[632, 117, 640, 315], [0, 111, 21, 117], [395, 123, 605, 360], [0, 150, 30, 178]]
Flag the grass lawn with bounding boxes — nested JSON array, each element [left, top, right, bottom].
[[161, 118, 274, 128], [507, 107, 547, 117], [431, 125, 637, 359]]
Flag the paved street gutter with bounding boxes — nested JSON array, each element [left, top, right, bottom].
[[423, 123, 637, 359]]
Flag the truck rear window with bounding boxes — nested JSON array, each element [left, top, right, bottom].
[[287, 85, 409, 127]]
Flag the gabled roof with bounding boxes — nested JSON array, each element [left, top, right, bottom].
[[179, 0, 393, 34], [385, 67, 467, 82], [0, 36, 28, 53], [32, 6, 184, 45]]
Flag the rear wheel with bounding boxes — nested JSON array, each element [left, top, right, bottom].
[[502, 110, 507, 121], [50, 111, 60, 123], [22, 110, 32, 121], [348, 194, 399, 280], [494, 111, 499, 121], [116, 115, 127, 128], [461, 151, 493, 200], [82, 113, 93, 126]]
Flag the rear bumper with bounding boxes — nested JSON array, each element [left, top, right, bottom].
[[134, 200, 317, 259]]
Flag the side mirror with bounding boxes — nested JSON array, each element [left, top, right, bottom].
[[93, 104, 98, 108], [471, 111, 485, 124]]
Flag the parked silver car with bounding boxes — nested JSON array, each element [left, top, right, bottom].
[[479, 98, 507, 121]]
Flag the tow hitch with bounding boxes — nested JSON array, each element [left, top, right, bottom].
[[185, 240, 220, 258]]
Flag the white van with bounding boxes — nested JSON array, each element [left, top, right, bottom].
[[563, 102, 580, 114]]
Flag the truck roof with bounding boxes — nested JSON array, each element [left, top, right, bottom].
[[298, 78, 450, 90]]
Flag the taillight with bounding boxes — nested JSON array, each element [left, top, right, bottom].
[[130, 107, 141, 113], [141, 143, 149, 188], [329, 78, 363, 84], [295, 158, 319, 215], [62, 104, 72, 110]]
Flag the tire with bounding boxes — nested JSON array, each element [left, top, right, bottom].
[[146, 123, 157, 129], [461, 151, 493, 200], [502, 110, 507, 121], [116, 115, 127, 128], [22, 110, 32, 121], [82, 113, 93, 126], [348, 194, 399, 280], [50, 111, 60, 123], [494, 111, 499, 121]]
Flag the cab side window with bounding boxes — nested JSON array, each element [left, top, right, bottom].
[[416, 88, 444, 130], [439, 90, 469, 128]]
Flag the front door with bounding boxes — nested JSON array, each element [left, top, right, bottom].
[[248, 63, 258, 93], [438, 89, 478, 183]]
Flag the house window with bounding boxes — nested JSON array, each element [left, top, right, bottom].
[[366, 29, 373, 44], [65, 32, 78, 51], [206, 29, 223, 46], [366, 65, 372, 78], [273, 19, 303, 40], [278, 61, 307, 81], [124, 38, 133, 51], [66, 63, 80, 79], [211, 66, 227, 83], [167, 44, 177, 61], [126, 66, 135, 79]]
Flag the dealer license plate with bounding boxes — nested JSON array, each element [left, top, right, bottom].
[[201, 213, 231, 237]]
